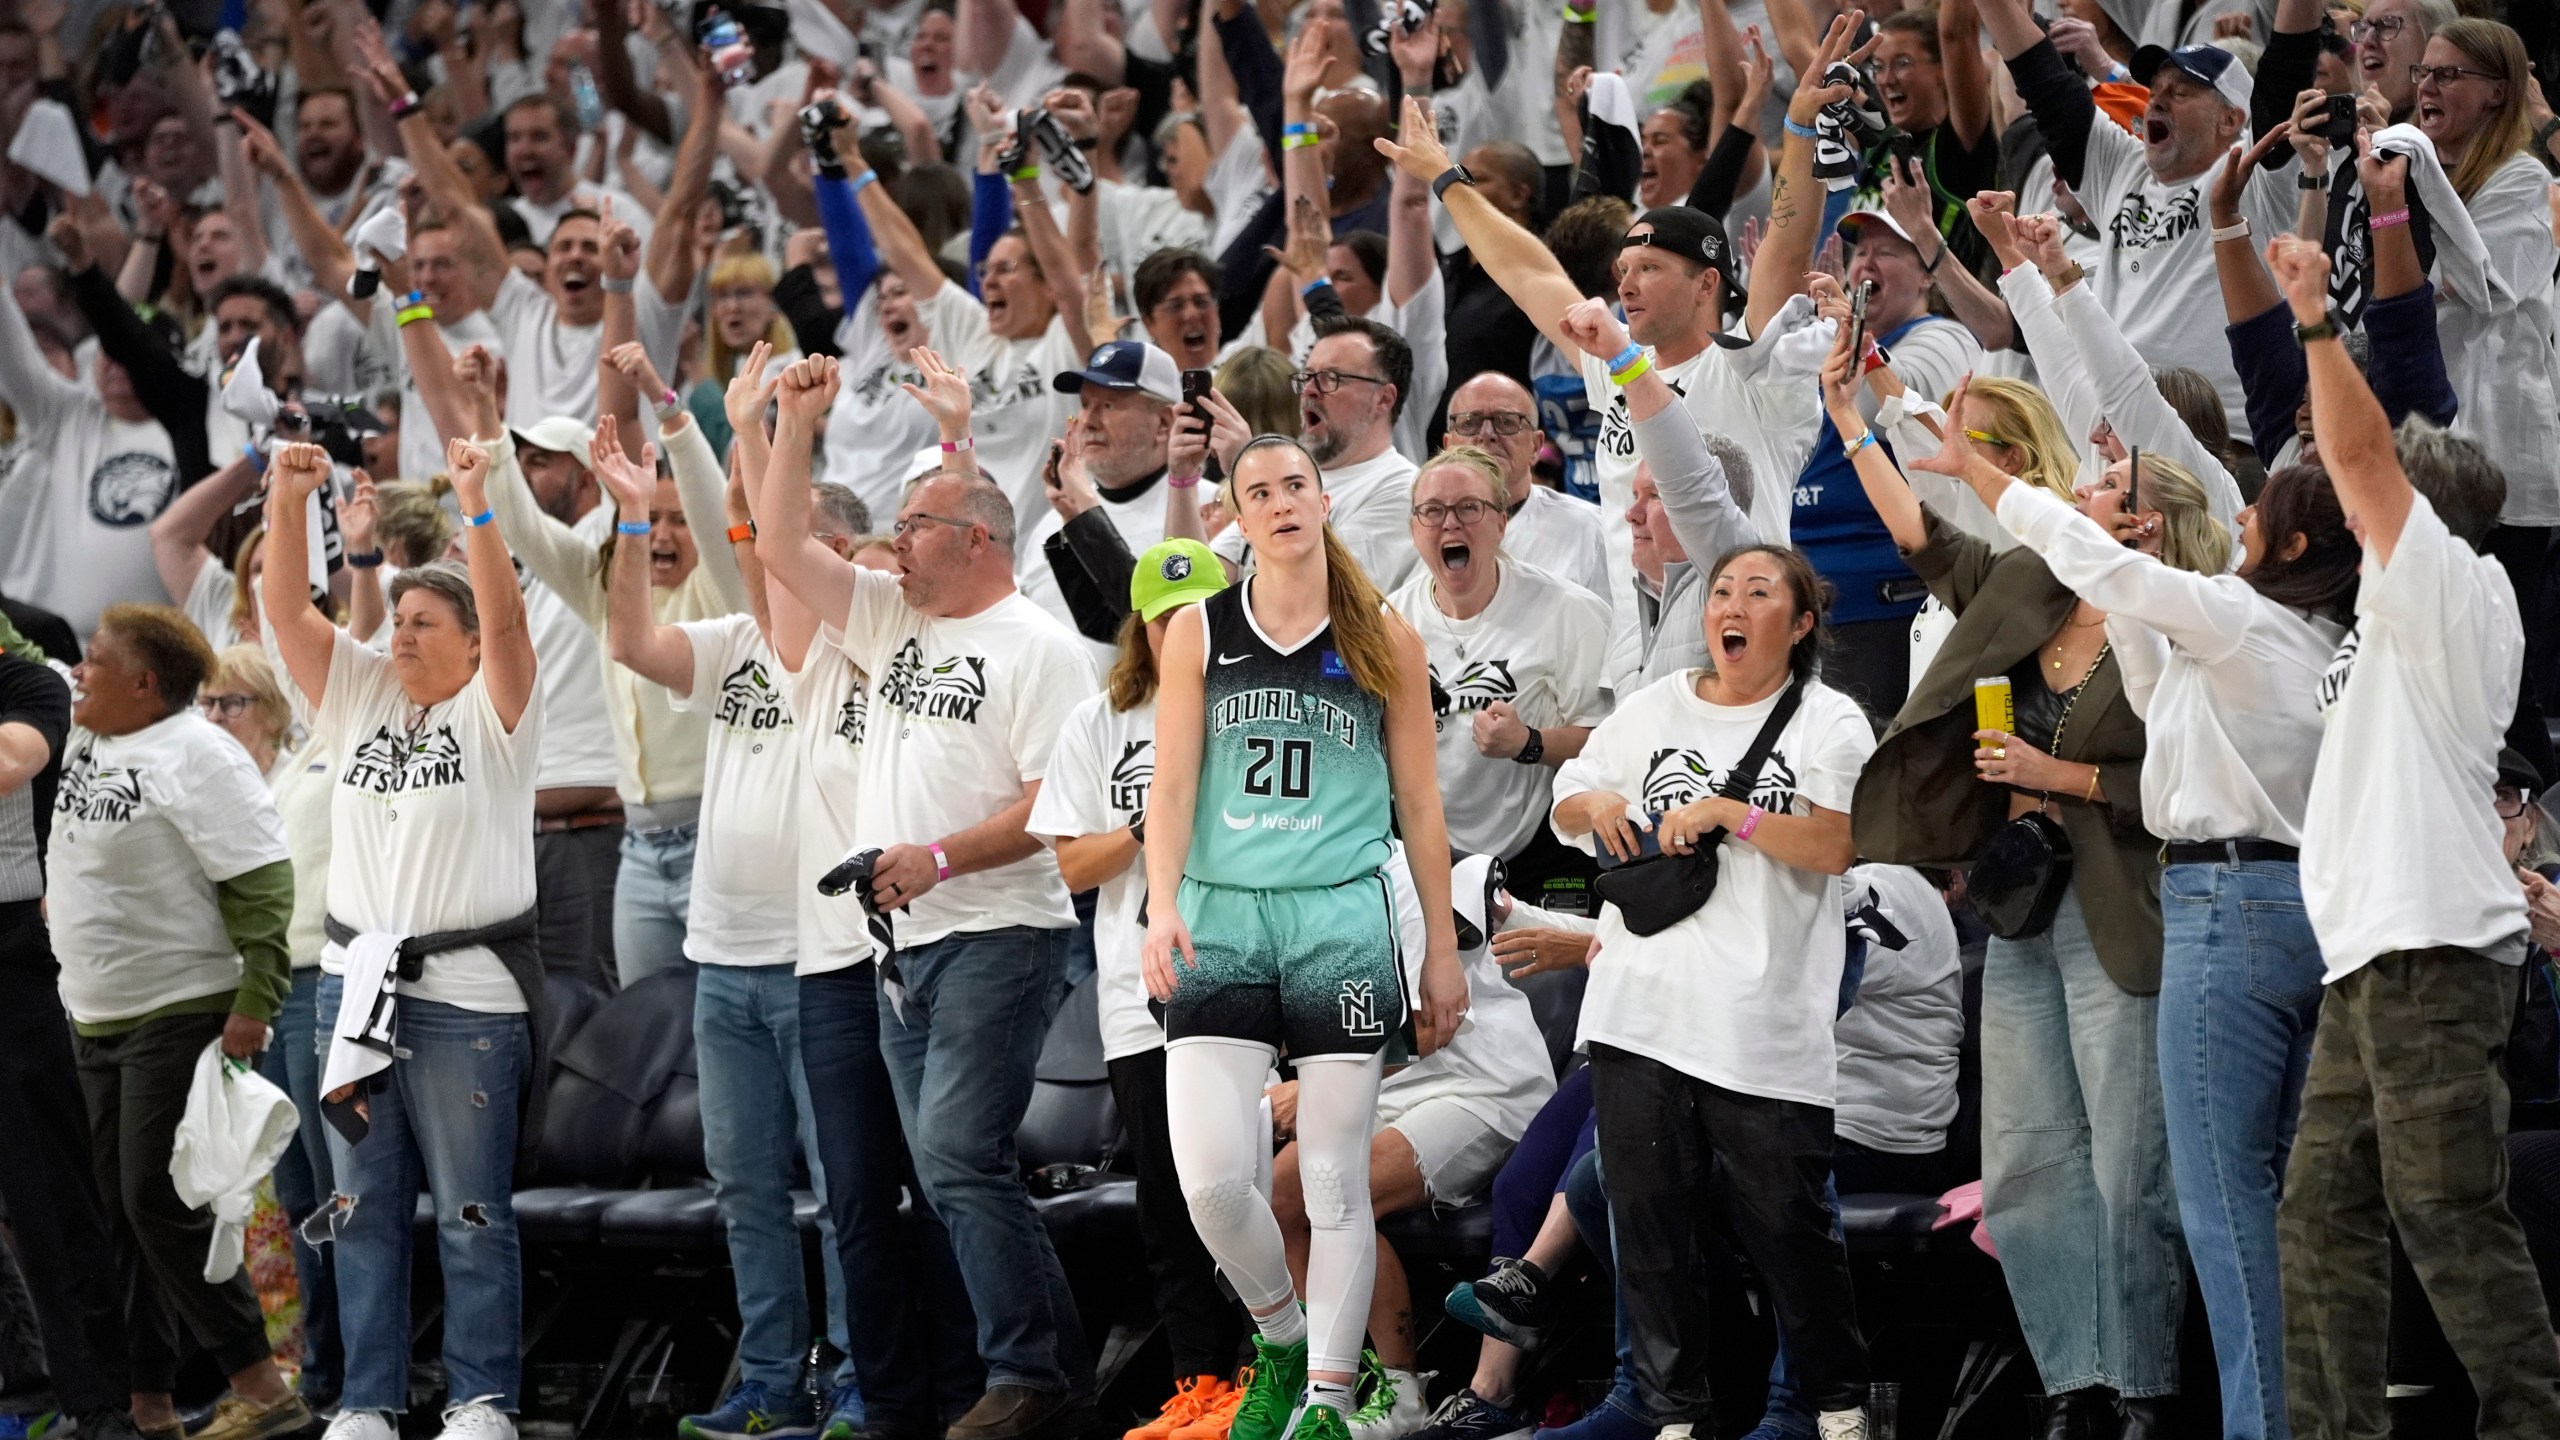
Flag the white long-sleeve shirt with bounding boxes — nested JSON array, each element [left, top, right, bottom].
[[1997, 483, 2340, 846]]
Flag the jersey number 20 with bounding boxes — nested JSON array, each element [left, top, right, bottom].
[[1243, 736, 1313, 799]]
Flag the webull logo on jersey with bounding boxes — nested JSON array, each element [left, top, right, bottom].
[[1640, 746, 1798, 813], [714, 658, 791, 731], [877, 640, 990, 724]]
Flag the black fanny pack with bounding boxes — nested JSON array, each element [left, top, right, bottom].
[[1592, 678, 1803, 937], [1972, 810, 2073, 939]]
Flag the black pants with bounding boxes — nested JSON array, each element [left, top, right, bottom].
[[0, 928, 129, 1415], [2488, 524, 2557, 714], [1589, 1044, 1869, 1418], [73, 1011, 272, 1392], [1108, 1049, 1246, 1381], [533, 823, 621, 992]]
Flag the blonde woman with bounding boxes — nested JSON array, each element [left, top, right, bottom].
[[689, 253, 800, 458]]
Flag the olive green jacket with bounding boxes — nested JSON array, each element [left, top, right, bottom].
[[1852, 510, 2164, 994]]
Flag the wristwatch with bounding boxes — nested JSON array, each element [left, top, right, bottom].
[[1431, 164, 1477, 202], [1512, 728, 1544, 765], [2294, 308, 2343, 345]]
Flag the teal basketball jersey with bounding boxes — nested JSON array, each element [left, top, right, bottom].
[[1187, 581, 1394, 890]]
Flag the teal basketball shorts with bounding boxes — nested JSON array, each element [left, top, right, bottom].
[[1163, 870, 1410, 1061]]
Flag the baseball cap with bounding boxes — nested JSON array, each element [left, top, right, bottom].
[[1054, 339, 1183, 405], [2132, 43, 2253, 113], [2500, 746, 2548, 798], [1130, 538, 1228, 621], [512, 416, 597, 459], [1623, 206, 1731, 272], [1836, 209, 1922, 250]]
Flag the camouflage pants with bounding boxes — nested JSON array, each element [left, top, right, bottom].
[[2279, 948, 2560, 1439]]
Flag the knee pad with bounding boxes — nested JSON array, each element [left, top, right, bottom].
[[1184, 1173, 1266, 1234], [1300, 1155, 1361, 1230]]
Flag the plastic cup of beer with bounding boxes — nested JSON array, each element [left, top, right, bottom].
[[1974, 675, 2014, 738]]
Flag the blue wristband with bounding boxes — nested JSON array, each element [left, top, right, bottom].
[[1283, 121, 1316, 137], [1302, 276, 1333, 297], [847, 169, 878, 196], [1605, 343, 1642, 372], [243, 442, 266, 473], [615, 519, 651, 535], [462, 509, 495, 528], [1783, 116, 1821, 140]]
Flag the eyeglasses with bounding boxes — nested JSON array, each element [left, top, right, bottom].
[[2497, 787, 2534, 820], [891, 512, 978, 539], [1151, 294, 1218, 315], [2347, 15, 2405, 41], [1875, 54, 1931, 76], [1447, 411, 1536, 439], [981, 258, 1033, 282], [1290, 369, 1389, 396], [1412, 498, 1499, 527], [2408, 63, 2501, 87], [197, 694, 256, 718]]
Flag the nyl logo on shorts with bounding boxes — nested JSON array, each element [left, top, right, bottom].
[[1337, 979, 1384, 1038]]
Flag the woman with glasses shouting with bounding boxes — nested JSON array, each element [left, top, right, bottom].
[[1440, 371, 1612, 603]]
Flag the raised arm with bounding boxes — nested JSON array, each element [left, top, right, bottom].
[[1375, 95, 1582, 351], [356, 31, 506, 312], [662, 386, 749, 613], [397, 299, 477, 460], [213, 116, 270, 279], [593, 0, 676, 145], [597, 221, 648, 455], [2275, 239, 2412, 558], [0, 257, 76, 427], [753, 356, 861, 630], [1750, 12, 1873, 339], [1052, 0, 1127, 86], [151, 452, 263, 605], [442, 437, 537, 729], [1383, 99, 1433, 308], [239, 112, 363, 305], [1982, 0, 2097, 190], [1010, 157, 1095, 359], [260, 445, 342, 709], [1196, 0, 1248, 162], [957, 0, 1022, 77], [648, 60, 725, 303], [833, 93, 950, 299], [591, 418, 702, 693], [1819, 323, 1927, 553], [1886, 160, 2012, 349], [2053, 279, 2240, 523], [1941, 0, 1994, 150]]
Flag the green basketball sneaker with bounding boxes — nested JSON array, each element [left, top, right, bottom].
[[1228, 1335, 1310, 1440], [1286, 1404, 1355, 1440]]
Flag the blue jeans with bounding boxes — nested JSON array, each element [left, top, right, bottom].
[[875, 927, 1093, 1396], [315, 979, 529, 1415], [1981, 885, 2186, 1398], [696, 963, 850, 1394], [257, 969, 341, 1398], [801, 964, 981, 1426], [616, 822, 697, 989], [2157, 859, 2324, 1440]]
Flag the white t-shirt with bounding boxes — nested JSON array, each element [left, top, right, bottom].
[[2301, 496, 2526, 980], [786, 629, 874, 973], [1833, 863, 1963, 1155], [2436, 154, 2560, 528], [839, 571, 1096, 948], [271, 740, 337, 970], [523, 566, 623, 793], [314, 629, 542, 1012], [824, 285, 943, 526], [1027, 693, 1160, 1062], [1376, 844, 1556, 1142], [49, 714, 290, 1026], [1389, 559, 1612, 859], [490, 269, 603, 428], [1202, 121, 1276, 261], [668, 616, 802, 967], [512, 184, 654, 247], [1582, 307, 1822, 586], [1503, 484, 1611, 603], [1556, 673, 1876, 1105], [975, 11, 1069, 111], [1210, 447, 1421, 592], [931, 288, 1084, 555]]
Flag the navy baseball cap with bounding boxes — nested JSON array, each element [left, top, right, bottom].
[[1052, 339, 1182, 404], [2133, 43, 2254, 112]]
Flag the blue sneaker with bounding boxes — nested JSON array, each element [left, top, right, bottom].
[[1530, 1402, 1649, 1440], [1405, 1391, 1527, 1440], [679, 1382, 819, 1440], [817, 1384, 864, 1440], [0, 1412, 61, 1440]]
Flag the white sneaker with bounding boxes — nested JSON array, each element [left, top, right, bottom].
[[434, 1399, 517, 1440], [1652, 1429, 1693, 1440], [1349, 1368, 1432, 1440], [1815, 1411, 1868, 1440], [322, 1412, 395, 1440]]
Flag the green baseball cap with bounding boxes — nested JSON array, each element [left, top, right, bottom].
[[1130, 538, 1227, 622]]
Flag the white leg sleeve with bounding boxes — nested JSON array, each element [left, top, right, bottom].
[[1166, 1039, 1298, 1316], [1293, 1052, 1386, 1376]]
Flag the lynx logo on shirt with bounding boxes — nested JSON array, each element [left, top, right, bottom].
[[1431, 659, 1519, 727], [714, 658, 791, 732], [1596, 374, 1689, 461], [1109, 739, 1154, 815], [90, 451, 177, 527], [876, 640, 989, 724], [2318, 622, 2361, 715], [1641, 746, 1798, 814], [341, 724, 467, 795], [969, 358, 1053, 413], [2104, 186, 2202, 256], [55, 749, 141, 825], [834, 693, 868, 749]]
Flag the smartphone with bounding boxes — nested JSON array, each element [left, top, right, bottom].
[[2315, 93, 2358, 143], [1593, 814, 1669, 869], [2124, 444, 2142, 544], [1181, 369, 1224, 483], [1845, 280, 1873, 370], [1888, 131, 1922, 170]]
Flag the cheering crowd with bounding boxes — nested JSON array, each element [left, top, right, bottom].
[[2, 0, 2559, 1439]]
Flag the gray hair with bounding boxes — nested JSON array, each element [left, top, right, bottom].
[[2394, 416, 2506, 546], [912, 470, 1016, 551], [812, 482, 871, 538], [2410, 0, 2460, 37], [1703, 432, 1756, 521], [388, 560, 480, 633]]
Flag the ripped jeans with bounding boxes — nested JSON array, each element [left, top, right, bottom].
[[313, 978, 530, 1415]]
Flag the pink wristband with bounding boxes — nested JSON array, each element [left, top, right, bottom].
[[1167, 472, 1202, 489], [941, 436, 975, 453], [1736, 803, 1766, 842], [929, 842, 951, 881], [2369, 207, 2411, 231]]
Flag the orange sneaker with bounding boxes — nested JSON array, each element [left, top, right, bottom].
[[1129, 1376, 1234, 1440], [1169, 1373, 1251, 1440]]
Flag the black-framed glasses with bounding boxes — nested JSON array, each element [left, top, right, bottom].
[[1412, 498, 1499, 527], [891, 512, 978, 539], [197, 694, 256, 718], [1447, 411, 1535, 439], [2347, 15, 2406, 41], [2409, 63, 2501, 87], [1290, 369, 1388, 396], [2498, 786, 2534, 820]]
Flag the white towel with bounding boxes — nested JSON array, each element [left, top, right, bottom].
[[170, 1041, 299, 1282], [8, 98, 88, 197], [322, 931, 406, 1110], [221, 335, 283, 428]]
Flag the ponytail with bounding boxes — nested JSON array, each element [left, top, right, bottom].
[[1319, 525, 1402, 704]]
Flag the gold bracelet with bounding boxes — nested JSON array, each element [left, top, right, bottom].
[[2083, 766, 2101, 803]]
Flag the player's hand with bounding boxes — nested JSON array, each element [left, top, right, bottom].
[[1414, 946, 1467, 1057], [1141, 910, 1198, 1001]]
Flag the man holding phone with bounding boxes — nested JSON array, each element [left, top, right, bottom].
[[1017, 340, 1185, 662]]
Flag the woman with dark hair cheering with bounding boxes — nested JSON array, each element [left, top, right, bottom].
[[262, 438, 544, 1440], [1982, 445, 2361, 1440], [1548, 538, 1879, 1440]]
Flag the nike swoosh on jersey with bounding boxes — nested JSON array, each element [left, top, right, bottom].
[[1220, 808, 1256, 830], [1218, 652, 1255, 664]]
